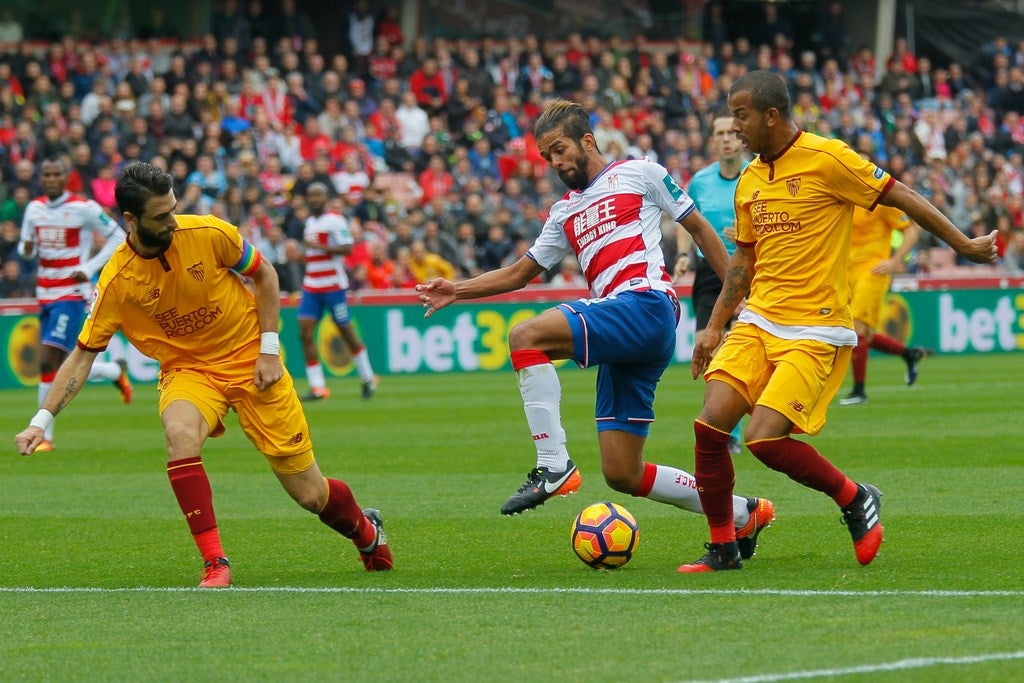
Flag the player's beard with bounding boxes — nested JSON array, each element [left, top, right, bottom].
[[558, 153, 591, 191], [136, 224, 173, 251]]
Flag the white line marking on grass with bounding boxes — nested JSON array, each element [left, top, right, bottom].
[[1, 587, 1022, 597], [684, 650, 1024, 683]]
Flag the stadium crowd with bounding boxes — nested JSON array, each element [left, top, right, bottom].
[[2, 0, 1024, 301]]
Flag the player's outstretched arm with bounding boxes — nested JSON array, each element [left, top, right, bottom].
[[416, 256, 546, 318], [881, 182, 998, 264], [692, 246, 754, 379], [14, 347, 97, 455], [679, 209, 730, 281]]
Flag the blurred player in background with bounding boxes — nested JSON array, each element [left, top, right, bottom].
[[298, 182, 378, 401], [680, 70, 997, 573], [839, 174, 930, 406], [18, 157, 132, 452], [417, 99, 775, 560], [15, 162, 392, 587], [680, 113, 749, 455]]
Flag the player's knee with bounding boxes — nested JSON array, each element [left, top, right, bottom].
[[291, 487, 324, 513], [507, 321, 537, 351], [602, 463, 641, 494]]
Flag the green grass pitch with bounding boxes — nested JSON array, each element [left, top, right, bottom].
[[1, 353, 1022, 681]]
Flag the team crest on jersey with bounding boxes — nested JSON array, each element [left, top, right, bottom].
[[187, 261, 206, 282], [607, 173, 618, 191], [786, 178, 801, 197]]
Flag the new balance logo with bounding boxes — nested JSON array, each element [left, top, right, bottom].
[[285, 432, 305, 445], [789, 400, 805, 412]]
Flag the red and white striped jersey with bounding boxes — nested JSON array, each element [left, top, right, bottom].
[[529, 158, 693, 299], [302, 211, 352, 292], [19, 192, 123, 304]]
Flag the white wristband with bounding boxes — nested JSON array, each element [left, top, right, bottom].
[[30, 409, 54, 431], [259, 331, 280, 355]]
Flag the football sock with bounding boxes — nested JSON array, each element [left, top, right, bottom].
[[88, 360, 122, 382], [305, 362, 326, 390], [318, 478, 375, 548], [38, 377, 54, 441], [745, 436, 853, 503], [871, 333, 906, 356], [351, 346, 375, 383], [166, 456, 224, 561], [511, 349, 569, 472], [852, 335, 869, 389], [634, 462, 751, 523], [693, 420, 737, 543]]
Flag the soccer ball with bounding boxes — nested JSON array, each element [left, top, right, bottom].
[[571, 502, 640, 569]]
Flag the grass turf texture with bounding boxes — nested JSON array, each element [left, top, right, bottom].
[[1, 353, 1022, 681]]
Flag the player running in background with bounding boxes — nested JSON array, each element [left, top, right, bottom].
[[679, 113, 749, 455], [18, 157, 133, 452], [839, 183, 930, 405], [15, 162, 392, 587], [679, 71, 997, 573], [417, 99, 775, 559], [298, 182, 378, 401]]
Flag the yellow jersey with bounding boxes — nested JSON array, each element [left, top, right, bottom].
[[734, 131, 894, 328], [79, 215, 266, 372], [849, 204, 912, 270]]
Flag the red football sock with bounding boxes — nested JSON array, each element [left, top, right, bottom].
[[746, 436, 856, 504], [870, 333, 906, 356], [166, 456, 224, 561], [693, 420, 736, 544], [852, 335, 869, 385], [318, 478, 375, 547]]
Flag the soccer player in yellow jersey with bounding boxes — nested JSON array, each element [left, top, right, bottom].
[[839, 193, 929, 405], [678, 71, 997, 573], [14, 162, 393, 586]]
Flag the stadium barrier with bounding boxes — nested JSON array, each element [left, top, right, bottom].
[[1, 277, 1022, 389]]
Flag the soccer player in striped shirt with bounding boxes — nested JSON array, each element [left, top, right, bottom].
[[15, 162, 392, 587], [18, 157, 133, 452], [297, 182, 378, 401], [679, 71, 997, 572], [417, 99, 776, 561]]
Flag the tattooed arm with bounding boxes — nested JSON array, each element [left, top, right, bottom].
[[14, 347, 97, 455], [691, 245, 754, 379]]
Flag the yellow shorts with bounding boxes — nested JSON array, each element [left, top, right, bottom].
[[157, 365, 315, 474], [705, 322, 852, 436], [848, 268, 891, 330]]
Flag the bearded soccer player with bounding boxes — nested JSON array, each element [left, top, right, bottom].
[[679, 71, 997, 572], [18, 157, 133, 452], [839, 188, 930, 405], [15, 162, 393, 587], [417, 99, 775, 561], [297, 182, 378, 401]]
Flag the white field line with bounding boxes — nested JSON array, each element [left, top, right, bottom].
[[684, 650, 1024, 683], [0, 586, 1022, 596]]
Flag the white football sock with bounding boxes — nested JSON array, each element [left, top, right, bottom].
[[352, 347, 375, 384], [88, 360, 121, 382], [516, 362, 570, 471], [305, 362, 326, 389], [643, 463, 752, 524]]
